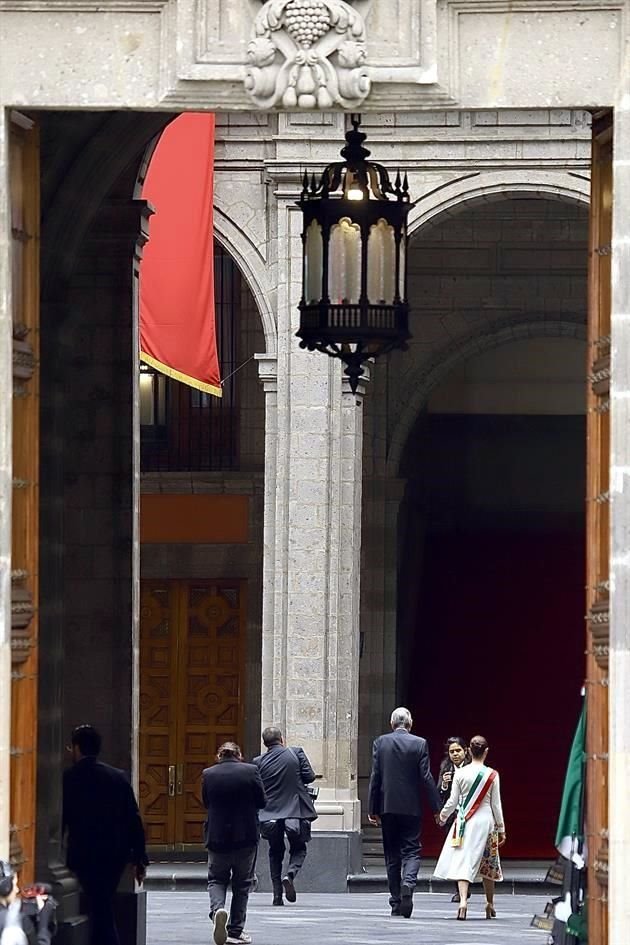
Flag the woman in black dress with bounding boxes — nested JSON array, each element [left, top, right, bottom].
[[437, 736, 470, 902]]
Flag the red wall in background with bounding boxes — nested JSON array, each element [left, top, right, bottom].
[[410, 531, 584, 859]]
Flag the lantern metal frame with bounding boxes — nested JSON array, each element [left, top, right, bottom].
[[296, 115, 413, 393]]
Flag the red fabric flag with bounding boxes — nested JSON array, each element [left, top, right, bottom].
[[139, 113, 220, 396]]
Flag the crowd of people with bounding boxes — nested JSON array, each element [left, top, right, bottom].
[[0, 711, 506, 945]]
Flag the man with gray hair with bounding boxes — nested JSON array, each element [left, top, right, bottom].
[[368, 707, 441, 918]]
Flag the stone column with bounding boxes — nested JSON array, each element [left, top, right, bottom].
[[258, 193, 364, 887], [37, 197, 147, 944], [609, 88, 630, 945], [256, 352, 278, 729], [0, 110, 12, 863]]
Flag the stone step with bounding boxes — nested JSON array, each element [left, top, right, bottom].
[[348, 860, 555, 896], [145, 858, 555, 896]]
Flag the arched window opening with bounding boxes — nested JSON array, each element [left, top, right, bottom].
[[140, 242, 257, 471]]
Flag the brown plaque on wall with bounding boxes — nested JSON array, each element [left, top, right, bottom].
[[140, 495, 249, 543]]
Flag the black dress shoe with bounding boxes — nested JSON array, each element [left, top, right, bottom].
[[400, 884, 413, 918], [282, 875, 297, 903], [272, 897, 284, 906], [390, 908, 401, 916]]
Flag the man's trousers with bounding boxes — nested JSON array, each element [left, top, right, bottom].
[[380, 813, 422, 909], [76, 865, 124, 945], [207, 846, 257, 938], [262, 819, 311, 888]]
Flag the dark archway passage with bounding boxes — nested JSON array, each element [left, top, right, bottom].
[[398, 340, 586, 859]]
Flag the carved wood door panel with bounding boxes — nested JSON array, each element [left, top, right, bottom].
[[175, 582, 245, 845], [139, 580, 245, 849]]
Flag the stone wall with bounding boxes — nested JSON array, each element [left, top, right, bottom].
[[206, 107, 593, 824]]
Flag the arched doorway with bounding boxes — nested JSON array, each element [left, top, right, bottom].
[[395, 195, 588, 858], [138, 240, 266, 851]]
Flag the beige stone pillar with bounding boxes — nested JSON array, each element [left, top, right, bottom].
[[609, 85, 630, 945], [256, 352, 279, 723], [259, 193, 365, 843], [0, 110, 12, 862]]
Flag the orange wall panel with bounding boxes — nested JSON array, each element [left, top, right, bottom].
[[141, 494, 249, 543]]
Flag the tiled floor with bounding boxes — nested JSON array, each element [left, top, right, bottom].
[[147, 890, 550, 945]]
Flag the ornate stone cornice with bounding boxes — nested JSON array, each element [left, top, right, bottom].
[[245, 0, 370, 109], [255, 353, 278, 393]]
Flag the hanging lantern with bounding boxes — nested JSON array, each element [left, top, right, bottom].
[[296, 115, 413, 394]]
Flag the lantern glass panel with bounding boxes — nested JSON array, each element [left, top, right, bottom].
[[329, 217, 361, 304], [367, 218, 396, 304], [304, 220, 323, 304], [399, 237, 406, 300]]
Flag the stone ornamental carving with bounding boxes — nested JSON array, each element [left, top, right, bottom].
[[245, 0, 370, 109], [11, 579, 34, 667], [13, 324, 35, 383]]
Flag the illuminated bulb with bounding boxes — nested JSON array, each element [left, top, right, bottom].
[[347, 187, 364, 201]]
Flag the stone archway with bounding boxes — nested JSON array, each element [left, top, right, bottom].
[[406, 170, 590, 239], [396, 328, 588, 857], [212, 209, 276, 355], [388, 180, 590, 474], [388, 315, 587, 474], [358, 186, 590, 849]]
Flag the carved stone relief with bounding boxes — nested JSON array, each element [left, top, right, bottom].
[[12, 324, 35, 383], [245, 0, 370, 109], [11, 575, 34, 666]]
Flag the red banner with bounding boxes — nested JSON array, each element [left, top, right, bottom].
[[139, 113, 220, 396]]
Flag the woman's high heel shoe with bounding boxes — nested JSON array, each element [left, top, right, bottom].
[[485, 903, 497, 919], [456, 905, 467, 920]]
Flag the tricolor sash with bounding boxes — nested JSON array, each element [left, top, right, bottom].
[[451, 767, 497, 848]]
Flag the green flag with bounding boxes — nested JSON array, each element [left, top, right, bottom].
[[555, 701, 586, 867]]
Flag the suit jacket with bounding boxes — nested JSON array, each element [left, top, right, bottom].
[[62, 757, 148, 875], [201, 758, 267, 852], [368, 728, 441, 818], [252, 745, 318, 823]]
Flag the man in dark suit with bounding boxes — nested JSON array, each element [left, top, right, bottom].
[[252, 727, 317, 906], [201, 742, 266, 945], [62, 724, 148, 945], [368, 707, 441, 918]]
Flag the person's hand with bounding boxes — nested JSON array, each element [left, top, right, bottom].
[[498, 833, 506, 847], [434, 813, 442, 826], [367, 814, 381, 827], [135, 864, 147, 885]]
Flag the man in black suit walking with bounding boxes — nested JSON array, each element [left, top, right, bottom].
[[201, 742, 266, 945], [62, 724, 148, 945], [253, 727, 317, 906], [368, 707, 441, 918]]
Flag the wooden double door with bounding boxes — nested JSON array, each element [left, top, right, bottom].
[[139, 580, 246, 849]]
